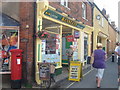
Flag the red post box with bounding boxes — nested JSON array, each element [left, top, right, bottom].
[[10, 49, 23, 89]]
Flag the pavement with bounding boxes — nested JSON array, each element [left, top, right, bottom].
[[51, 56, 118, 89], [0, 55, 119, 89]]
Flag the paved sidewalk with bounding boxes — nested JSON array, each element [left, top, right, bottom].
[[53, 56, 118, 88]]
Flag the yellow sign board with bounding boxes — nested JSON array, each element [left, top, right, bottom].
[[68, 61, 82, 81]]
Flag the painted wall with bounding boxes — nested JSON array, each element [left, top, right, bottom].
[[93, 5, 109, 52]]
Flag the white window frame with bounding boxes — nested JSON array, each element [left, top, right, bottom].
[[99, 17, 104, 27], [82, 3, 86, 19], [101, 17, 104, 27], [60, 0, 68, 8]]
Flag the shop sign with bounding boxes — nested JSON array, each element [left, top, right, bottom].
[[74, 31, 79, 38], [66, 35, 74, 42], [44, 9, 85, 29], [69, 61, 82, 81]]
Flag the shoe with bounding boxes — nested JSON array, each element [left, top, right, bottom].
[[97, 86, 100, 88]]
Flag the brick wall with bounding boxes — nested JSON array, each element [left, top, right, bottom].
[[108, 24, 116, 53], [49, 2, 93, 26], [19, 2, 35, 84]]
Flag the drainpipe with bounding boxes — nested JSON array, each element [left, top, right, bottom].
[[33, 2, 36, 83]]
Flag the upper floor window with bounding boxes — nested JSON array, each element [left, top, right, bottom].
[[60, 0, 68, 7], [99, 17, 104, 27], [82, 3, 86, 19], [101, 17, 104, 27]]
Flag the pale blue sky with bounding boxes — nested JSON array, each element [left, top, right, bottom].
[[94, 0, 119, 27]]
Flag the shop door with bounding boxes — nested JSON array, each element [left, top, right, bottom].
[[62, 33, 72, 65]]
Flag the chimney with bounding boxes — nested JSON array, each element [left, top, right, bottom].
[[102, 8, 106, 15], [111, 21, 116, 29], [105, 14, 109, 19]]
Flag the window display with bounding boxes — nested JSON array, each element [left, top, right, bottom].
[[41, 33, 61, 67], [0, 29, 19, 71]]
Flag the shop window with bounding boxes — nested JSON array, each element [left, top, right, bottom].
[[84, 33, 88, 60], [60, 0, 68, 7], [0, 29, 19, 71], [82, 2, 86, 19], [41, 33, 61, 66], [45, 34, 57, 54]]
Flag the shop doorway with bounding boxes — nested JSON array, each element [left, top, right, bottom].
[[62, 26, 73, 66]]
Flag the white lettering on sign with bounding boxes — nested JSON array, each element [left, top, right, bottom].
[[17, 59, 20, 64]]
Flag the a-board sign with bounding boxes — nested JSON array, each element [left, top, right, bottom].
[[38, 63, 50, 80], [69, 61, 82, 81]]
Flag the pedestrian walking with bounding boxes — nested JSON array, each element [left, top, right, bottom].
[[66, 45, 74, 70], [115, 42, 120, 63], [91, 43, 107, 88], [114, 42, 120, 83]]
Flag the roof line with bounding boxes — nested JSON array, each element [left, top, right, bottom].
[[93, 2, 108, 21]]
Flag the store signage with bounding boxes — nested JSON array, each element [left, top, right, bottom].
[[66, 35, 74, 42], [44, 9, 85, 29], [69, 61, 82, 81], [74, 31, 79, 38]]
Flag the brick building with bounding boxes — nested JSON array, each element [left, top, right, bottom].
[[1, 2, 35, 87], [49, 1, 93, 26], [107, 23, 118, 54], [1, 1, 94, 87]]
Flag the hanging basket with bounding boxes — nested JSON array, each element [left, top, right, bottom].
[[36, 30, 49, 40]]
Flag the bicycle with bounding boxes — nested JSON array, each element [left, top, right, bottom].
[[38, 62, 56, 88]]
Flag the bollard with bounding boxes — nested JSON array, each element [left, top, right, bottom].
[[112, 52, 114, 62]]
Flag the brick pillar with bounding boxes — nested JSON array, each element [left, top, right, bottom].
[[19, 2, 35, 85]]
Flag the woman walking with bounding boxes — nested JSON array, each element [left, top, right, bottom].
[[91, 43, 107, 88]]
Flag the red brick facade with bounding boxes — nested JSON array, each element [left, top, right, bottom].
[[19, 2, 35, 84], [18, 1, 93, 85], [49, 2, 93, 26]]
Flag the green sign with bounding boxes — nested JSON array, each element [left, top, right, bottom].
[[44, 9, 85, 29]]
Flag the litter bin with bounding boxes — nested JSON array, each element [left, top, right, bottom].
[[10, 49, 23, 89], [87, 56, 91, 64]]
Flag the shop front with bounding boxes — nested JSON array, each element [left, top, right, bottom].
[[35, 2, 93, 84], [0, 13, 20, 74]]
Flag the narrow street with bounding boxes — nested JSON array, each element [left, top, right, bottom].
[[57, 57, 118, 89]]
